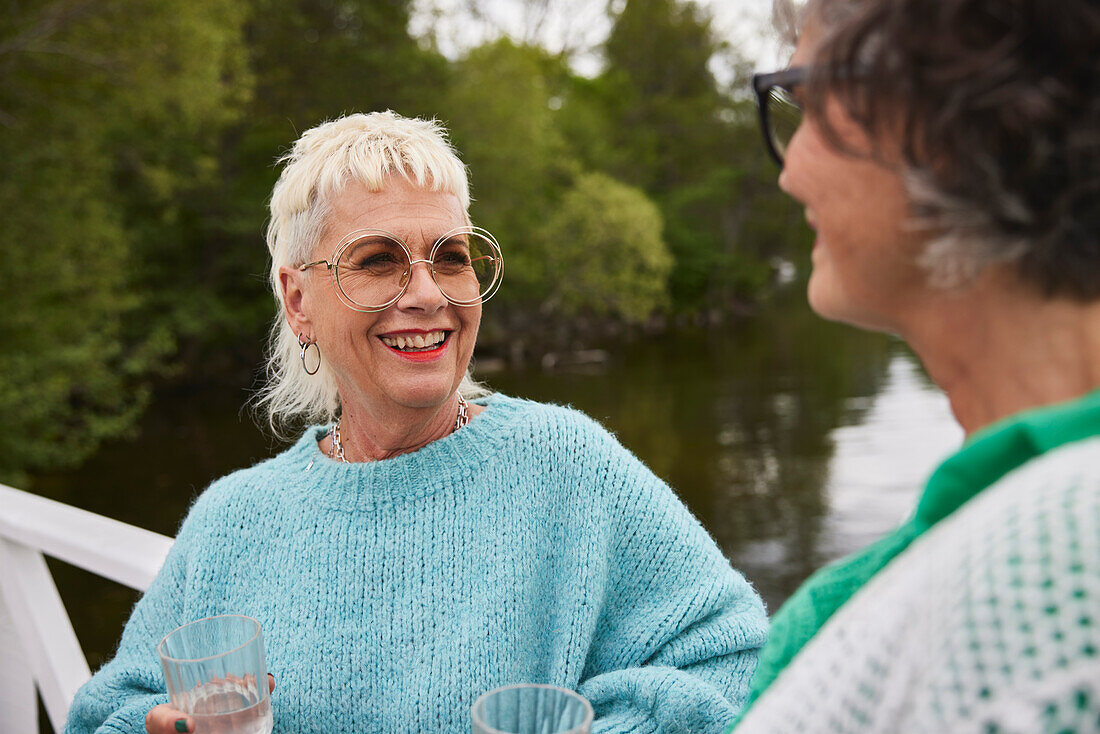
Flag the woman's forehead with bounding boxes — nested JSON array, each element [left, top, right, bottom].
[[325, 178, 468, 245]]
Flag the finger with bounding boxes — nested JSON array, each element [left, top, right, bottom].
[[145, 703, 193, 733], [268, 672, 276, 693]]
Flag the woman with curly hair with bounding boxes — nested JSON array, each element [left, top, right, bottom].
[[732, 0, 1100, 731]]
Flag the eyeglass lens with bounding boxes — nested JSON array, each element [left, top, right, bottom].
[[334, 229, 500, 310], [766, 85, 802, 164]]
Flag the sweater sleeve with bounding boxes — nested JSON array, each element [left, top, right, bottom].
[[576, 442, 768, 734], [63, 492, 211, 734]]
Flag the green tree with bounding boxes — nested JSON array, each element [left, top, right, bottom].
[[248, 0, 445, 126], [565, 0, 795, 311], [0, 0, 249, 483], [542, 172, 671, 321], [602, 0, 728, 193], [443, 39, 575, 307], [443, 39, 675, 348]]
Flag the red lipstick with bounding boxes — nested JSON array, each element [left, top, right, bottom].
[[378, 330, 452, 363]]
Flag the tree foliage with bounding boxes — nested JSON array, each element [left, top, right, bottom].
[[0, 0, 248, 483], [444, 39, 574, 307], [542, 172, 672, 321], [570, 0, 799, 310]]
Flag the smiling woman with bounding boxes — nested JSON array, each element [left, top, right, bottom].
[[279, 177, 488, 457], [731, 0, 1100, 732], [63, 112, 768, 734]]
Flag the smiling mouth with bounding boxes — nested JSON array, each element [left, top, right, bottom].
[[378, 330, 450, 353]]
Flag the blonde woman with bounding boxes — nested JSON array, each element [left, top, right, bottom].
[[65, 112, 766, 734]]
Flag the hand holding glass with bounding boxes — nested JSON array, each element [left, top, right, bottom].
[[158, 615, 273, 734], [472, 684, 593, 734]]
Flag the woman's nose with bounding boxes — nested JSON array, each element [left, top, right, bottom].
[[397, 259, 447, 311]]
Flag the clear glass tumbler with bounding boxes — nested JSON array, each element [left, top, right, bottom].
[[472, 684, 593, 734], [157, 615, 273, 734]]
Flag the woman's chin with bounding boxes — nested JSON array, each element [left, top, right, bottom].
[[808, 280, 899, 334], [808, 275, 869, 328], [806, 272, 844, 321]]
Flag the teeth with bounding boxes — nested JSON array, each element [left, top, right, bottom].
[[381, 331, 447, 351]]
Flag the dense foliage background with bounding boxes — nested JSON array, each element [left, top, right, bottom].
[[0, 0, 805, 484]]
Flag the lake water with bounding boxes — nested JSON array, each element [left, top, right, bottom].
[[30, 292, 964, 672]]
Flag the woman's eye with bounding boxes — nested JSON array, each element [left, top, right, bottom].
[[435, 251, 471, 266], [347, 251, 402, 271], [361, 253, 399, 266]]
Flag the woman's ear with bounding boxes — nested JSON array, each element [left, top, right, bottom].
[[279, 266, 313, 337]]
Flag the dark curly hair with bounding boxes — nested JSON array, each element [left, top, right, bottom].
[[777, 0, 1100, 299]]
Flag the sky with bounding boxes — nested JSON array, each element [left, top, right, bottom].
[[699, 0, 789, 70], [409, 0, 790, 81]]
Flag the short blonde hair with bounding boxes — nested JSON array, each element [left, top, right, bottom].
[[255, 111, 489, 435]]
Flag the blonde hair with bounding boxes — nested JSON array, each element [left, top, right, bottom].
[[255, 111, 490, 436]]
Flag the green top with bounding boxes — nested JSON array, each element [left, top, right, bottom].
[[729, 388, 1100, 730]]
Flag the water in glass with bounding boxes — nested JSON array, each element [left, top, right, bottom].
[[187, 678, 272, 734]]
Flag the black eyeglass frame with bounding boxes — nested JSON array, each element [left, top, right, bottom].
[[751, 66, 810, 168]]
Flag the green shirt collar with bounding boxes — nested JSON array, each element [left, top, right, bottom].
[[915, 388, 1100, 531]]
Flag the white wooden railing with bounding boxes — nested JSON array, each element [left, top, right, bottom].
[[0, 484, 173, 733]]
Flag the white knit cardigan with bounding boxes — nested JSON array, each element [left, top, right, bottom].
[[735, 437, 1100, 734]]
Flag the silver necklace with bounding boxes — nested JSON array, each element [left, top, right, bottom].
[[329, 394, 470, 464]]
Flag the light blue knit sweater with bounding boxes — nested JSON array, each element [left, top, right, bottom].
[[65, 394, 767, 734]]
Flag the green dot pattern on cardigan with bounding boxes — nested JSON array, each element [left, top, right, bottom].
[[732, 437, 1100, 733]]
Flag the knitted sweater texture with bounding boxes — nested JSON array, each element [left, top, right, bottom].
[[65, 394, 767, 734]]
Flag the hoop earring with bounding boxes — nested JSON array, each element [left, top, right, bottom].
[[299, 332, 321, 375]]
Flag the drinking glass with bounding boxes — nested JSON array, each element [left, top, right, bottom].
[[157, 615, 273, 734], [472, 684, 593, 734]]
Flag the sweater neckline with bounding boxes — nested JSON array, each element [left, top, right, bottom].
[[280, 393, 520, 508]]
